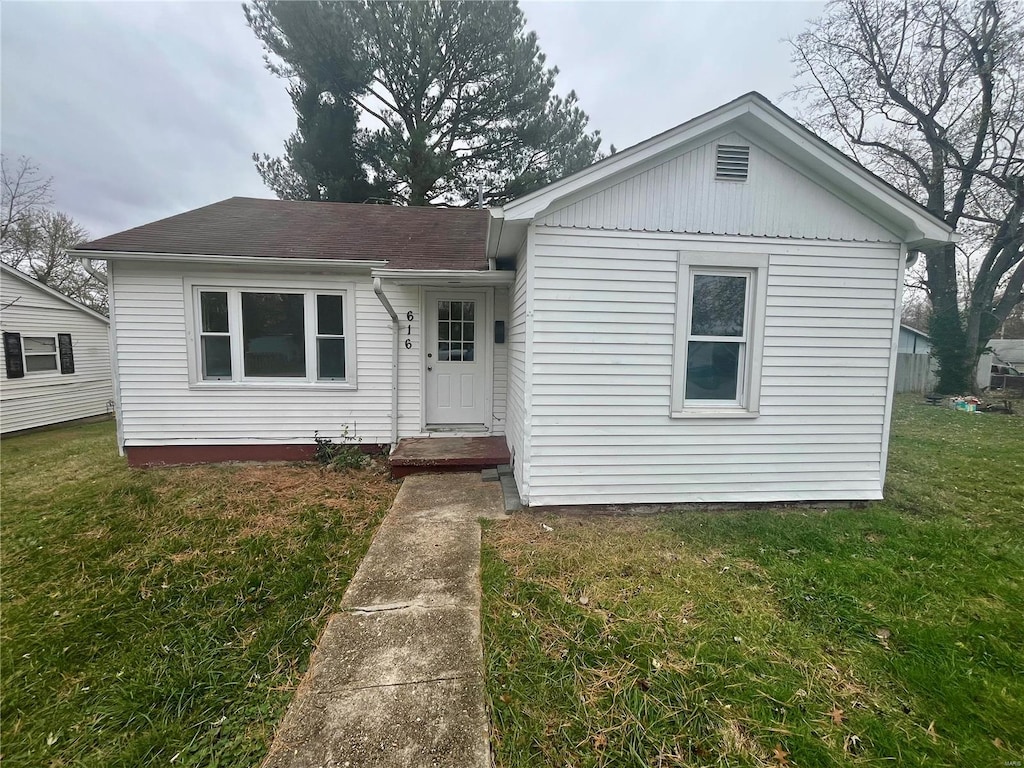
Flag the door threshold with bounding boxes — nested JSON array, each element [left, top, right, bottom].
[[425, 424, 489, 434]]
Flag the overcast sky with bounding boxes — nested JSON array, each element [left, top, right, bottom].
[[1, 1, 824, 239]]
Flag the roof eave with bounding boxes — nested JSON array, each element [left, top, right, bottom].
[[70, 249, 389, 269], [371, 268, 514, 286]]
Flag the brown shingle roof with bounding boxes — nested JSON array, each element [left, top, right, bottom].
[[76, 197, 490, 270]]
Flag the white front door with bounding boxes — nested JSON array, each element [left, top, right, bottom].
[[425, 291, 489, 429]]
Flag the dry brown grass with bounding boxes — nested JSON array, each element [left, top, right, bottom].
[[155, 460, 398, 545]]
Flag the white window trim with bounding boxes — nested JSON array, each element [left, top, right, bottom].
[[671, 252, 768, 418], [184, 278, 358, 390], [22, 335, 61, 376]]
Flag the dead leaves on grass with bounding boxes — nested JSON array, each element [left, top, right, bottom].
[[771, 743, 791, 766]]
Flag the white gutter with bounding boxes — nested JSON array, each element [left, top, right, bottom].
[[370, 268, 514, 285], [72, 249, 387, 270], [373, 277, 400, 449]]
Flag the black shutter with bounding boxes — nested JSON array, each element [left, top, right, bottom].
[[58, 333, 75, 374], [3, 332, 24, 378]]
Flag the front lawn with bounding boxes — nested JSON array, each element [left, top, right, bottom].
[[482, 398, 1024, 767], [0, 421, 398, 767]]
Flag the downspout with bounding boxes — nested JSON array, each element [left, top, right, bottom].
[[81, 256, 106, 283], [373, 277, 400, 449]]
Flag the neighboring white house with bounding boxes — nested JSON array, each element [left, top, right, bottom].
[[898, 324, 931, 355], [1, 263, 113, 434], [72, 92, 956, 506], [894, 324, 935, 393]]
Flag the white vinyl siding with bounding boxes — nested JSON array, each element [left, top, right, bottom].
[[523, 226, 901, 506], [538, 132, 901, 243], [505, 239, 530, 498], [0, 272, 112, 433], [109, 261, 507, 448]]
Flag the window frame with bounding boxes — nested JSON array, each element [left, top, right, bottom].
[[314, 293, 348, 381], [22, 335, 60, 375], [671, 252, 768, 418], [186, 280, 357, 389]]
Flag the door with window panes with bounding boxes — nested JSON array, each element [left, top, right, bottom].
[[424, 291, 488, 428]]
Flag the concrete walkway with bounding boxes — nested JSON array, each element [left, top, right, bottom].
[[263, 473, 506, 768]]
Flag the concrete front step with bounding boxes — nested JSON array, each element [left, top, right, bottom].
[[388, 436, 510, 479]]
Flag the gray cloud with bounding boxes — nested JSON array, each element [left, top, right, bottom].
[[1, 1, 823, 239], [1, 1, 294, 238], [520, 1, 825, 150]]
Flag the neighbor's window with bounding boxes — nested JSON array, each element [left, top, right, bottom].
[[23, 336, 59, 373], [3, 333, 74, 378], [671, 253, 767, 417], [193, 287, 354, 385]]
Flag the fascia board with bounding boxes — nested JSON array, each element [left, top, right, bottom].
[[745, 105, 955, 244]]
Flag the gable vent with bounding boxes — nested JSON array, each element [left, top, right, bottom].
[[716, 144, 750, 181]]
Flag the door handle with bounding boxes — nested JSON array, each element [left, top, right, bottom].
[[427, 366, 433, 371]]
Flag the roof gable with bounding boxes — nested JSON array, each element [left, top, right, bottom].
[[498, 92, 955, 250], [0, 264, 109, 324], [537, 129, 903, 242]]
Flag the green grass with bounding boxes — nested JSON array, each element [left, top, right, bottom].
[[482, 398, 1024, 767], [0, 421, 398, 767]]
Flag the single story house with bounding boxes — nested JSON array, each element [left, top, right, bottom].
[[1, 263, 113, 433], [897, 324, 931, 355], [72, 92, 956, 507]]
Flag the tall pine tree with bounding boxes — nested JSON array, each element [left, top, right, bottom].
[[246, 2, 383, 202], [245, 0, 602, 206]]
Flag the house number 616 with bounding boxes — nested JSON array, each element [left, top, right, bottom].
[[405, 311, 414, 349]]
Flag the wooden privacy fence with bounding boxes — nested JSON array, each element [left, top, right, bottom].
[[895, 352, 935, 393]]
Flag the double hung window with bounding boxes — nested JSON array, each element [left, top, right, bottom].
[[23, 336, 59, 373], [3, 332, 75, 378], [192, 286, 353, 385], [672, 253, 767, 416]]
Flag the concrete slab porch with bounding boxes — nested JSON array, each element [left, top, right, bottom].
[[389, 436, 510, 479]]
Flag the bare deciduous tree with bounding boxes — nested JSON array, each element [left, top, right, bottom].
[[1, 155, 52, 243], [790, 0, 1023, 393], [1, 156, 106, 313]]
